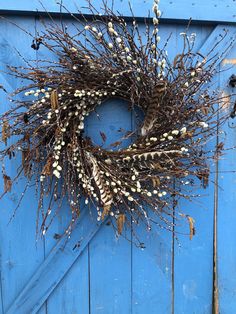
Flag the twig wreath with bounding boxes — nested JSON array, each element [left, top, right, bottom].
[[0, 0, 234, 239]]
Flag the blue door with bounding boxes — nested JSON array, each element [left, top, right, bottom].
[[0, 1, 236, 313]]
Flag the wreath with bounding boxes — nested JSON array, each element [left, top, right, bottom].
[[0, 0, 233, 238]]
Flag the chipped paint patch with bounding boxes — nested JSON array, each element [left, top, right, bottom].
[[222, 59, 236, 66]]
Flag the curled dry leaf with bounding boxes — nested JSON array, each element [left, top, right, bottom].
[[2, 120, 10, 145], [187, 215, 195, 240], [3, 174, 12, 193], [41, 157, 53, 176], [117, 214, 126, 235]]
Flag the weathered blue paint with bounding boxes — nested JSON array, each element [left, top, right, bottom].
[[0, 16, 46, 314], [1, 0, 236, 24], [174, 24, 236, 314], [0, 2, 236, 314], [218, 44, 236, 314], [6, 209, 102, 314]]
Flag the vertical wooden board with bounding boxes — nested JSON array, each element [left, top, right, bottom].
[[86, 99, 132, 314], [0, 16, 46, 313], [218, 42, 236, 314], [131, 23, 215, 314], [173, 181, 215, 314], [40, 249, 89, 314], [173, 25, 217, 314], [89, 226, 132, 314], [131, 24, 177, 314], [41, 199, 89, 313], [131, 228, 172, 314], [34, 17, 90, 314]]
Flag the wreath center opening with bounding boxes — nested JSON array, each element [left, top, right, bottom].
[[84, 98, 142, 151]]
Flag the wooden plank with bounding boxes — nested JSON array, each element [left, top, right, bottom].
[[199, 25, 236, 67], [173, 24, 235, 313], [131, 24, 177, 314], [0, 16, 46, 314], [0, 24, 27, 91], [217, 42, 236, 313], [31, 17, 90, 314], [1, 0, 236, 24], [6, 210, 102, 314], [132, 228, 172, 314], [45, 250, 89, 314], [86, 99, 133, 314], [131, 24, 218, 314]]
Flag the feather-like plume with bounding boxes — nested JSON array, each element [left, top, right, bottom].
[[141, 81, 167, 136], [50, 90, 59, 110], [89, 153, 113, 218]]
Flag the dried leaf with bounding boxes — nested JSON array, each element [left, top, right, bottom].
[[35, 147, 40, 162], [102, 204, 111, 220], [55, 127, 62, 137], [185, 131, 194, 138], [117, 214, 125, 235], [196, 169, 209, 188], [110, 140, 122, 148], [186, 215, 195, 240], [201, 106, 209, 115], [216, 142, 224, 152], [151, 176, 160, 187], [41, 157, 53, 176], [100, 131, 107, 143], [23, 132, 30, 143], [3, 174, 12, 193], [22, 149, 31, 175], [2, 120, 10, 145], [50, 90, 59, 109], [151, 163, 163, 170]]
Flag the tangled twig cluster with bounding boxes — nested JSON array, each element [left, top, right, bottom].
[[0, 0, 233, 239]]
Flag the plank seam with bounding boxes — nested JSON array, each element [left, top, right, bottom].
[[0, 268, 5, 314], [212, 66, 221, 314], [0, 10, 236, 25], [88, 243, 91, 314]]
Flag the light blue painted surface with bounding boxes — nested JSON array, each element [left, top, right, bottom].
[[1, 0, 236, 24], [218, 43, 236, 314], [0, 3, 236, 314]]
